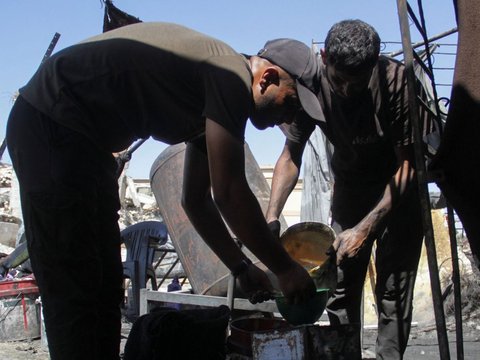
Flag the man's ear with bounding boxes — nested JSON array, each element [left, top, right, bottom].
[[259, 67, 280, 91], [320, 48, 327, 65]]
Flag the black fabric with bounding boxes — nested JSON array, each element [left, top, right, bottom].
[[6, 96, 124, 360], [19, 23, 251, 152], [257, 38, 323, 121], [103, 0, 142, 33], [124, 305, 231, 360], [287, 57, 411, 187], [327, 187, 424, 360], [431, 85, 480, 269], [429, 1, 480, 270]]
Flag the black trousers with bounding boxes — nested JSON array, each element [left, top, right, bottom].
[[327, 182, 424, 360], [6, 96, 124, 360]]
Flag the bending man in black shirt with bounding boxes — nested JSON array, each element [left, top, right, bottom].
[[6, 22, 321, 360]]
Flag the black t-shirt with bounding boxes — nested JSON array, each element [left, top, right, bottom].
[[20, 22, 253, 152], [287, 56, 412, 188]]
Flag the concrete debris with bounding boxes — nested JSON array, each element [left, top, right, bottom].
[[0, 164, 13, 188], [443, 235, 480, 323], [0, 164, 19, 225], [0, 243, 14, 255], [0, 164, 21, 250]]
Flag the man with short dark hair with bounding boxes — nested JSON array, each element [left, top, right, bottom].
[[267, 19, 425, 359], [6, 22, 319, 360]]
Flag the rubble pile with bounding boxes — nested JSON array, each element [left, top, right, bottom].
[[0, 164, 19, 225], [118, 201, 162, 230], [0, 163, 22, 267]]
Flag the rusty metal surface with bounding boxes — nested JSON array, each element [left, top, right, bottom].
[[252, 327, 307, 360], [245, 323, 361, 359], [150, 143, 228, 295], [149, 142, 279, 296], [228, 317, 291, 357]]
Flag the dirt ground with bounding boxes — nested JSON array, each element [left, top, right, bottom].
[[0, 316, 479, 360], [362, 319, 480, 360], [0, 317, 133, 360]]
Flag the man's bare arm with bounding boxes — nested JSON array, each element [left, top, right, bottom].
[[182, 138, 246, 269], [201, 119, 315, 303], [182, 136, 281, 302], [266, 139, 306, 223]]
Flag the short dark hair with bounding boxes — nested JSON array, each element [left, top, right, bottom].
[[324, 19, 381, 74]]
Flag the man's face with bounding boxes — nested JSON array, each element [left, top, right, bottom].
[[250, 82, 300, 130], [325, 64, 373, 99]]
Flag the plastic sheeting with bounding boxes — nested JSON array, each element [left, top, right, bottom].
[[300, 128, 334, 225]]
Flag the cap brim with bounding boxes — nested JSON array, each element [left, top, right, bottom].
[[296, 80, 324, 122]]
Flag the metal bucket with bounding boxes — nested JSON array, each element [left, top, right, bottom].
[[280, 222, 336, 271], [149, 142, 284, 296], [280, 221, 337, 292], [227, 317, 291, 356]]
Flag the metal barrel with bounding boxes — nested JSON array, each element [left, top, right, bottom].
[[149, 142, 285, 296]]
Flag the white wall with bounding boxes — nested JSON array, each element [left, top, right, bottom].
[[261, 165, 302, 227]]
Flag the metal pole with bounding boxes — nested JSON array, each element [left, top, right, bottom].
[[115, 138, 148, 178], [388, 27, 458, 58], [0, 139, 7, 161], [227, 275, 236, 311], [396, 1, 451, 359], [40, 32, 61, 66], [447, 205, 464, 359]]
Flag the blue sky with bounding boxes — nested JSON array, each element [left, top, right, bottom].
[[0, 0, 458, 178]]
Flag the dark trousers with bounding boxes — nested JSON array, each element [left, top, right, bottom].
[[6, 96, 124, 360], [327, 183, 424, 360]]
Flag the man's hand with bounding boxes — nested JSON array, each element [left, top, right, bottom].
[[332, 228, 369, 265], [237, 264, 276, 304], [276, 262, 316, 304], [267, 220, 281, 241]]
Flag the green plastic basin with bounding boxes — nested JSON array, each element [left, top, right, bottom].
[[274, 288, 329, 326]]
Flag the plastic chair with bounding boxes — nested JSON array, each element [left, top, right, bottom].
[[121, 220, 168, 319]]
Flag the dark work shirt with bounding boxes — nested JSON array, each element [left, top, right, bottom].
[[287, 56, 412, 187], [20, 22, 253, 152]]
